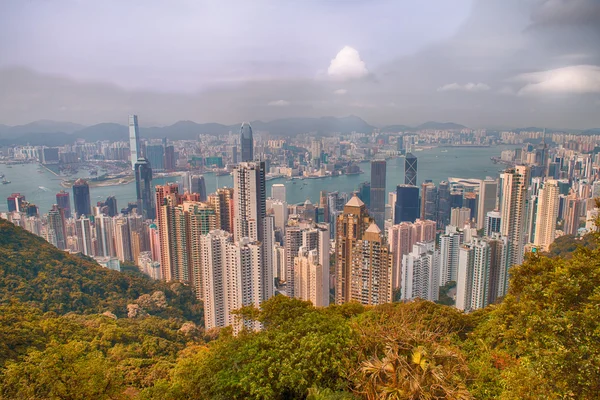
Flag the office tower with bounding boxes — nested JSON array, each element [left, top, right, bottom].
[[103, 196, 118, 217], [146, 144, 165, 171], [7, 193, 26, 213], [188, 175, 206, 201], [335, 195, 373, 304], [129, 115, 141, 170], [72, 179, 91, 218], [95, 215, 115, 257], [456, 239, 489, 312], [233, 161, 273, 301], [437, 181, 451, 229], [485, 211, 502, 237], [388, 219, 436, 289], [401, 241, 440, 302], [404, 152, 418, 185], [477, 178, 498, 229], [487, 235, 509, 305], [271, 184, 286, 203], [240, 122, 254, 162], [533, 180, 559, 250], [201, 231, 262, 332], [156, 184, 183, 280], [564, 192, 583, 236], [370, 160, 387, 230], [420, 181, 437, 221], [163, 145, 176, 171], [135, 158, 156, 220], [294, 248, 324, 307], [500, 166, 529, 269], [311, 139, 323, 160], [207, 187, 235, 233], [185, 201, 217, 298], [450, 207, 471, 228], [270, 200, 288, 231], [47, 204, 67, 250], [350, 222, 392, 305], [75, 217, 94, 256], [439, 227, 463, 286], [357, 182, 371, 209], [114, 217, 133, 262], [449, 190, 464, 209], [394, 185, 420, 224], [285, 225, 304, 297], [464, 192, 477, 220], [320, 190, 329, 222], [55, 191, 71, 218]]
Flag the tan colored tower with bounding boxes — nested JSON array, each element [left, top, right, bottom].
[[534, 179, 559, 251], [500, 165, 529, 268]]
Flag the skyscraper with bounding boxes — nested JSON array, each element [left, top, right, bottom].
[[485, 211, 502, 237], [271, 184, 286, 203], [135, 158, 156, 220], [404, 152, 418, 185], [75, 216, 94, 256], [394, 185, 420, 224], [477, 178, 498, 229], [420, 181, 437, 221], [164, 145, 176, 171], [439, 227, 463, 286], [500, 166, 529, 272], [401, 241, 439, 302], [190, 175, 207, 201], [357, 181, 371, 209], [129, 115, 141, 171], [72, 179, 91, 218], [240, 122, 254, 162], [370, 160, 387, 230], [233, 161, 273, 301], [47, 204, 67, 250], [7, 193, 26, 213], [564, 192, 583, 236], [437, 181, 451, 229], [533, 179, 559, 250], [207, 187, 235, 233], [55, 190, 71, 218], [146, 144, 165, 171]]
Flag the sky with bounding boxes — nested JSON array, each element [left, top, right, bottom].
[[0, 0, 599, 129]]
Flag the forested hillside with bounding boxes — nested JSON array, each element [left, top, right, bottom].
[[1, 218, 599, 399]]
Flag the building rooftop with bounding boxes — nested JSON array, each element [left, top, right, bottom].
[[365, 222, 381, 234]]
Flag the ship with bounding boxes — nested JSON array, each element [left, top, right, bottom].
[[2, 179, 11, 185]]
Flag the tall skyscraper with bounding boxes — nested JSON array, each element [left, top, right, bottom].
[[450, 207, 471, 228], [500, 166, 529, 272], [294, 249, 325, 307], [146, 144, 165, 171], [564, 192, 583, 236], [533, 179, 559, 250], [420, 181, 437, 221], [47, 204, 67, 250], [95, 215, 115, 257], [72, 179, 91, 218], [207, 187, 235, 233], [370, 160, 387, 230], [271, 184, 286, 203], [477, 178, 498, 229], [135, 158, 156, 220], [404, 152, 418, 186], [394, 185, 420, 224], [75, 216, 94, 256], [7, 193, 26, 213], [439, 227, 463, 286], [485, 211, 502, 237], [163, 145, 176, 171], [128, 115, 141, 171], [240, 122, 254, 162], [437, 181, 451, 229], [401, 241, 439, 302], [233, 161, 273, 301], [55, 190, 71, 218], [190, 175, 207, 201]]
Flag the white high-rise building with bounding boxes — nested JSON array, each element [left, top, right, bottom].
[[95, 215, 115, 257], [450, 207, 471, 228], [271, 184, 286, 203], [128, 115, 141, 170], [294, 248, 325, 307], [533, 179, 559, 251], [75, 216, 94, 256], [485, 211, 501, 237], [500, 166, 529, 269], [233, 161, 273, 302], [439, 226, 463, 286], [477, 178, 498, 229], [401, 241, 440, 302]]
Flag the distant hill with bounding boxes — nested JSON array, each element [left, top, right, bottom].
[[0, 120, 85, 138], [416, 121, 467, 130], [380, 124, 415, 132], [582, 128, 600, 135], [0, 218, 202, 321]]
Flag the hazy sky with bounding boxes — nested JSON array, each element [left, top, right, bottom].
[[1, 0, 599, 128]]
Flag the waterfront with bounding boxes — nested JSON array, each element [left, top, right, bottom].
[[0, 145, 516, 213]]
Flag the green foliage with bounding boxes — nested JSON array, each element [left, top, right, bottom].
[[437, 280, 457, 306]]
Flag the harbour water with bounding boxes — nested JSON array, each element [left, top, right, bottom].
[[0, 146, 515, 214]]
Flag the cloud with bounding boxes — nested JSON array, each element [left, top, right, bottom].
[[327, 46, 369, 80], [530, 0, 600, 28], [515, 65, 600, 96], [267, 99, 290, 106], [333, 89, 347, 95], [437, 82, 491, 92]]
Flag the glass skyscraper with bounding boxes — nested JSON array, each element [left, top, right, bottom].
[[128, 115, 141, 171], [394, 184, 419, 224], [370, 160, 386, 230], [240, 122, 254, 162], [135, 158, 156, 220], [404, 152, 418, 186], [72, 178, 91, 217], [146, 144, 165, 171]]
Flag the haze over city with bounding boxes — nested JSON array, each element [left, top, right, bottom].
[[1, 0, 599, 128]]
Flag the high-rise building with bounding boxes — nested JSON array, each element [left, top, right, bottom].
[[47, 204, 67, 250], [114, 217, 133, 262], [55, 191, 71, 218], [207, 187, 235, 233], [350, 222, 392, 305], [477, 178, 498, 229], [190, 175, 207, 201], [500, 166, 529, 271], [101, 196, 118, 217], [533, 179, 559, 250], [404, 152, 418, 186], [240, 122, 254, 162], [401, 241, 439, 302], [485, 211, 501, 237], [294, 248, 325, 307], [128, 115, 141, 171], [75, 216, 94, 256], [357, 182, 371, 209], [450, 207, 471, 228], [439, 227, 463, 286], [156, 184, 183, 280], [370, 160, 387, 230], [394, 185, 420, 224], [146, 144, 165, 172], [135, 158, 156, 220], [233, 161, 273, 301], [163, 145, 176, 171], [72, 179, 91, 218], [437, 181, 451, 229], [7, 193, 26, 213], [420, 181, 437, 221], [564, 192, 583, 236], [271, 184, 286, 203], [95, 215, 115, 257]]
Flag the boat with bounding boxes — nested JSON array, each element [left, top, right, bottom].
[[441, 149, 448, 153], [2, 179, 11, 185]]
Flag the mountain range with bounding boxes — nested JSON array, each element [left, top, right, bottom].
[[0, 117, 597, 146]]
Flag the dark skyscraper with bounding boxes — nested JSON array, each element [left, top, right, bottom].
[[105, 196, 118, 217], [55, 190, 71, 218], [240, 122, 254, 162], [191, 175, 207, 201], [394, 185, 420, 224], [420, 181, 438, 221], [72, 179, 91, 217], [48, 204, 67, 250], [135, 158, 156, 220], [146, 144, 165, 171], [357, 181, 371, 209], [370, 160, 386, 230], [7, 193, 26, 213], [404, 152, 418, 186], [437, 180, 451, 229], [164, 145, 176, 171]]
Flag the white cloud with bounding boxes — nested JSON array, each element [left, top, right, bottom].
[[327, 46, 369, 81], [515, 65, 600, 96], [437, 82, 491, 92], [333, 89, 347, 95], [267, 99, 290, 106]]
